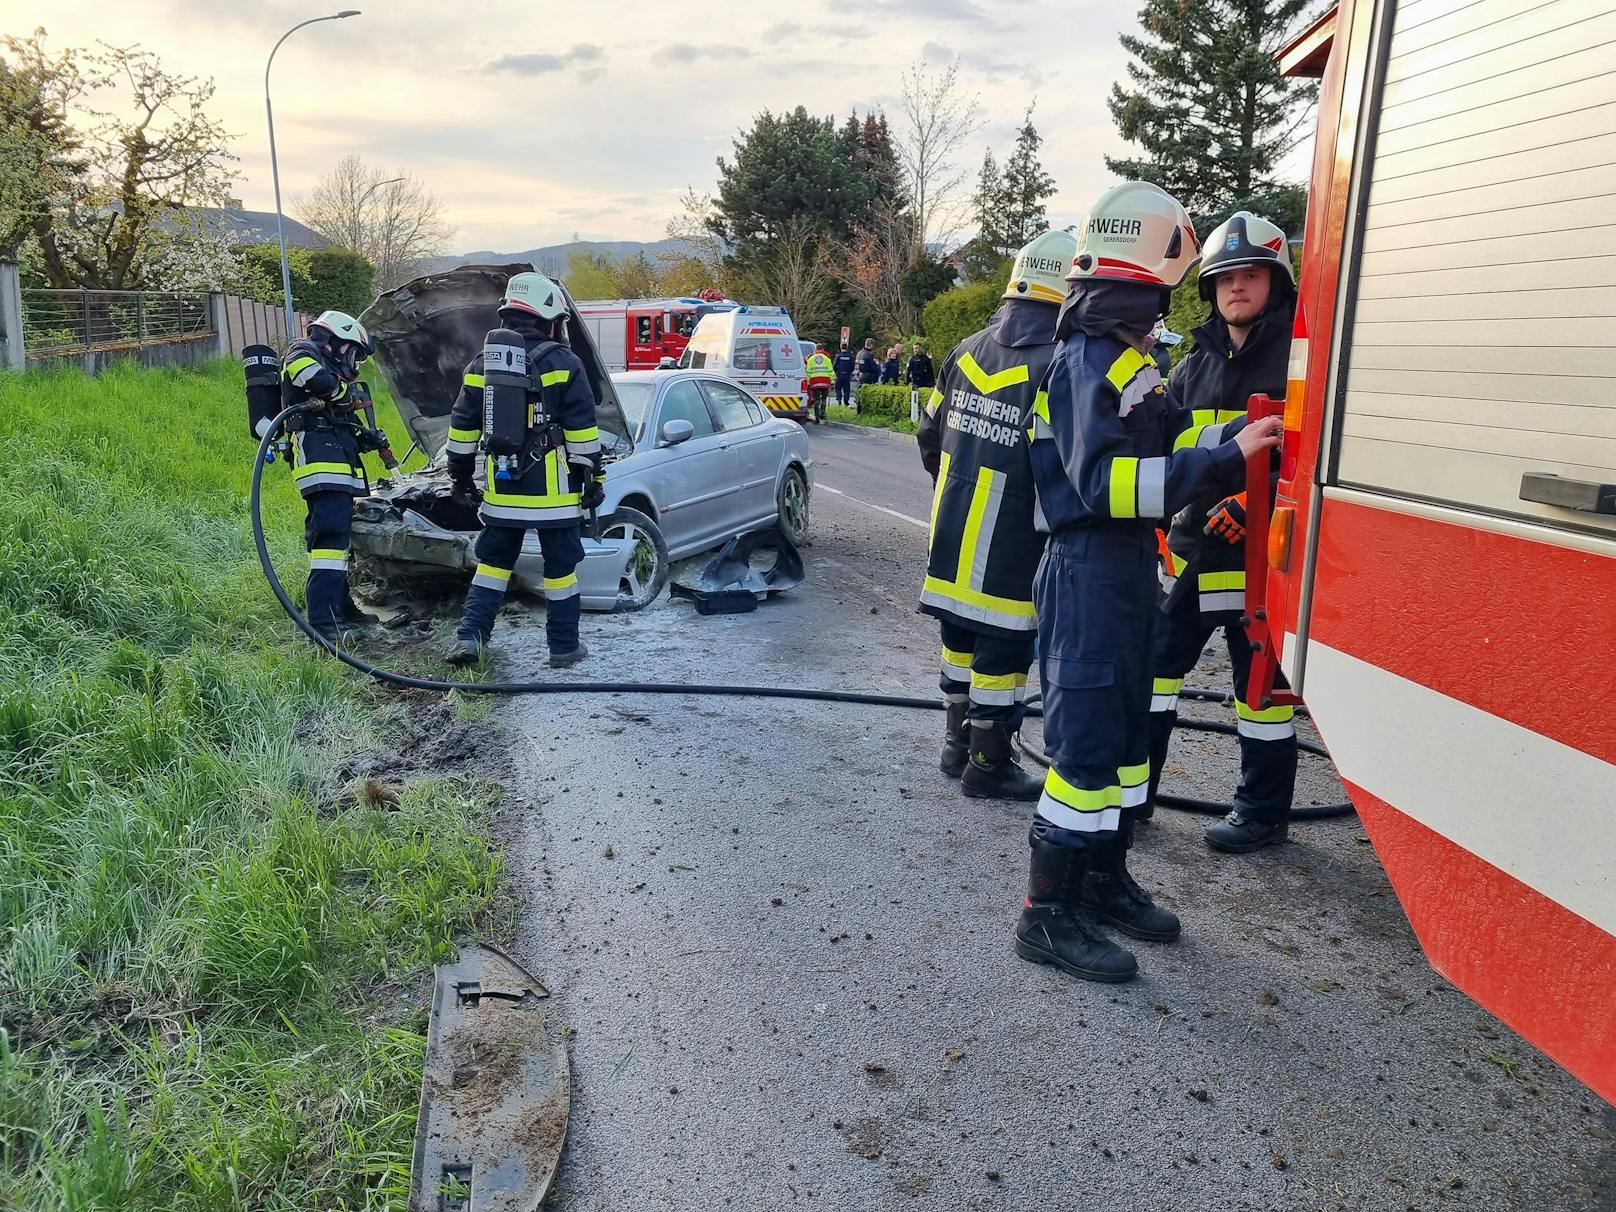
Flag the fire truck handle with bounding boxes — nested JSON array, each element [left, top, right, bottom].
[[1241, 393, 1303, 711]]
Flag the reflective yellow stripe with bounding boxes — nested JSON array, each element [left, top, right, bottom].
[[971, 671, 1027, 691], [1108, 457, 1139, 518], [1198, 571, 1246, 591], [1215, 409, 1244, 423], [956, 353, 1029, 395], [1032, 390, 1050, 422], [540, 369, 571, 388], [954, 466, 994, 586], [1118, 761, 1150, 787], [1236, 700, 1294, 723], [293, 461, 359, 478], [309, 548, 347, 561], [484, 487, 581, 506], [1152, 677, 1184, 695], [463, 372, 486, 388], [475, 563, 512, 583], [283, 355, 317, 375], [1172, 409, 1218, 452], [1043, 766, 1122, 811], [448, 426, 481, 442], [1105, 348, 1149, 391], [1165, 551, 1188, 576], [929, 450, 950, 544], [941, 646, 973, 667], [542, 573, 578, 590], [920, 575, 1036, 619], [563, 425, 598, 442]]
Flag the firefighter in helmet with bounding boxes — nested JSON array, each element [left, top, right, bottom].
[[1144, 212, 1299, 852], [444, 272, 605, 667], [282, 309, 387, 644], [917, 228, 1077, 800], [1019, 183, 1283, 983]]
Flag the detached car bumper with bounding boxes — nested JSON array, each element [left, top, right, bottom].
[[350, 471, 637, 613]]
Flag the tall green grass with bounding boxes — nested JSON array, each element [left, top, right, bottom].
[[0, 360, 503, 1208]]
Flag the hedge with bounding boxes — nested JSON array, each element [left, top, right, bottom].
[[856, 384, 919, 418], [920, 280, 1002, 364]]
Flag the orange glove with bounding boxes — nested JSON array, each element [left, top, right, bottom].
[[1204, 493, 1247, 544]]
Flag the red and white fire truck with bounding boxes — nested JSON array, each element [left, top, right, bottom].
[[575, 293, 735, 372], [1251, 0, 1616, 1102]]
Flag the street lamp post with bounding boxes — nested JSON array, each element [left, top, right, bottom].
[[265, 10, 361, 338], [352, 175, 405, 253]]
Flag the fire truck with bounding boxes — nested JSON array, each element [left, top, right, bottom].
[[1251, 0, 1616, 1102], [575, 294, 736, 372]]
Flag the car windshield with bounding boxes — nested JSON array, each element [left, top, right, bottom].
[[613, 380, 656, 439]]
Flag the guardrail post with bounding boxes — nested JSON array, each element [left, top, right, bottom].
[[0, 263, 24, 369]]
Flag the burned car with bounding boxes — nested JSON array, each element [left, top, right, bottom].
[[353, 265, 812, 612]]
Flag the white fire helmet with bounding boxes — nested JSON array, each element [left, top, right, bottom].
[[500, 271, 568, 321], [309, 310, 371, 355], [1197, 211, 1295, 301], [1003, 229, 1079, 304], [1066, 181, 1200, 290]]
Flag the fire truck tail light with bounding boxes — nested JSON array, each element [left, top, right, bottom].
[[1269, 506, 1295, 573]]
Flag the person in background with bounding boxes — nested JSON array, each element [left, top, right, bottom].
[[881, 343, 902, 384], [833, 342, 856, 408], [905, 341, 935, 392], [855, 337, 881, 388]]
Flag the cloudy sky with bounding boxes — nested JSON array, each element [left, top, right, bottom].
[[8, 0, 1304, 255]]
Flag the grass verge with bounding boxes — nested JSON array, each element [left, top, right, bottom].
[[826, 405, 919, 435], [0, 358, 503, 1208]]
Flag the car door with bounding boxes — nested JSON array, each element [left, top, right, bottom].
[[701, 379, 782, 523], [646, 378, 741, 553]]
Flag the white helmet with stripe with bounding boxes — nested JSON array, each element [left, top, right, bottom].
[[309, 309, 371, 355], [1004, 229, 1079, 304], [500, 271, 568, 321], [1066, 181, 1200, 291], [1197, 211, 1294, 301]]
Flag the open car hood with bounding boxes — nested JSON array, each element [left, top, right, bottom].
[[361, 263, 631, 463]]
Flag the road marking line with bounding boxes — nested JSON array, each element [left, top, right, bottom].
[[818, 483, 929, 530]]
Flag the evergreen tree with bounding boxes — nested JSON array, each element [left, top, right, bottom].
[[957, 149, 1007, 282], [1106, 0, 1315, 225], [710, 106, 867, 257], [999, 104, 1056, 250]]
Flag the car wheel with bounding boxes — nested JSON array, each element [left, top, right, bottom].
[[777, 465, 810, 546], [599, 506, 670, 612]]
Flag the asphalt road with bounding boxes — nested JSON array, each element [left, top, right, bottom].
[[486, 423, 1613, 1212]]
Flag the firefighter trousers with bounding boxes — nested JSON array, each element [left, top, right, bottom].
[[456, 523, 585, 654], [1031, 529, 1157, 853], [1146, 593, 1297, 824], [303, 490, 355, 630], [938, 619, 1035, 728]]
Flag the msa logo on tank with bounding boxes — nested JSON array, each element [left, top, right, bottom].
[[946, 388, 1025, 448]]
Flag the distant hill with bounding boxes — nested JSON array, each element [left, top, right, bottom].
[[422, 238, 687, 275]]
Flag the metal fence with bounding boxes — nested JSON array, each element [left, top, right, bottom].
[[21, 288, 213, 358]]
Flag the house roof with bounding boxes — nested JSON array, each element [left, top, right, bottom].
[[182, 206, 332, 249]]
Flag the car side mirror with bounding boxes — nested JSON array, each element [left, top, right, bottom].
[[658, 356, 677, 369], [660, 418, 695, 447]]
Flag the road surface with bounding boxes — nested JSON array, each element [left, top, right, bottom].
[[483, 424, 1612, 1211]]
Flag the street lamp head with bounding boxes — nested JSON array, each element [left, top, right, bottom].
[[336, 9, 361, 17]]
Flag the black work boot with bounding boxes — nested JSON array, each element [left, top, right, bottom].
[[311, 622, 360, 649], [940, 701, 969, 778], [1014, 835, 1137, 983], [445, 636, 484, 667], [961, 722, 1044, 801], [547, 641, 589, 669], [1079, 840, 1182, 942], [1205, 810, 1289, 854]]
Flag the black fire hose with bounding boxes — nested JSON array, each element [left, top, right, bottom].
[[252, 404, 1353, 820]]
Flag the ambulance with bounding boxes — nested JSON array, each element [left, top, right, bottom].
[[675, 306, 809, 421]]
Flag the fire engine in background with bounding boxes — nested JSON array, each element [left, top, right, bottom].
[[576, 291, 736, 371], [1250, 0, 1616, 1103]]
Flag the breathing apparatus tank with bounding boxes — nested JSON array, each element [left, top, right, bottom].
[[480, 328, 531, 483], [243, 344, 282, 439]]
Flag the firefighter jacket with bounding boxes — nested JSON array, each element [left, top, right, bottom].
[[1161, 301, 1293, 615], [916, 300, 1058, 634], [1028, 330, 1246, 540], [833, 350, 855, 381], [856, 349, 881, 383], [905, 351, 935, 388], [282, 337, 367, 499], [805, 352, 834, 386], [445, 324, 603, 530]]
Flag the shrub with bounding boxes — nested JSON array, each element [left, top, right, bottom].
[[921, 280, 1003, 363], [856, 384, 916, 418]]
